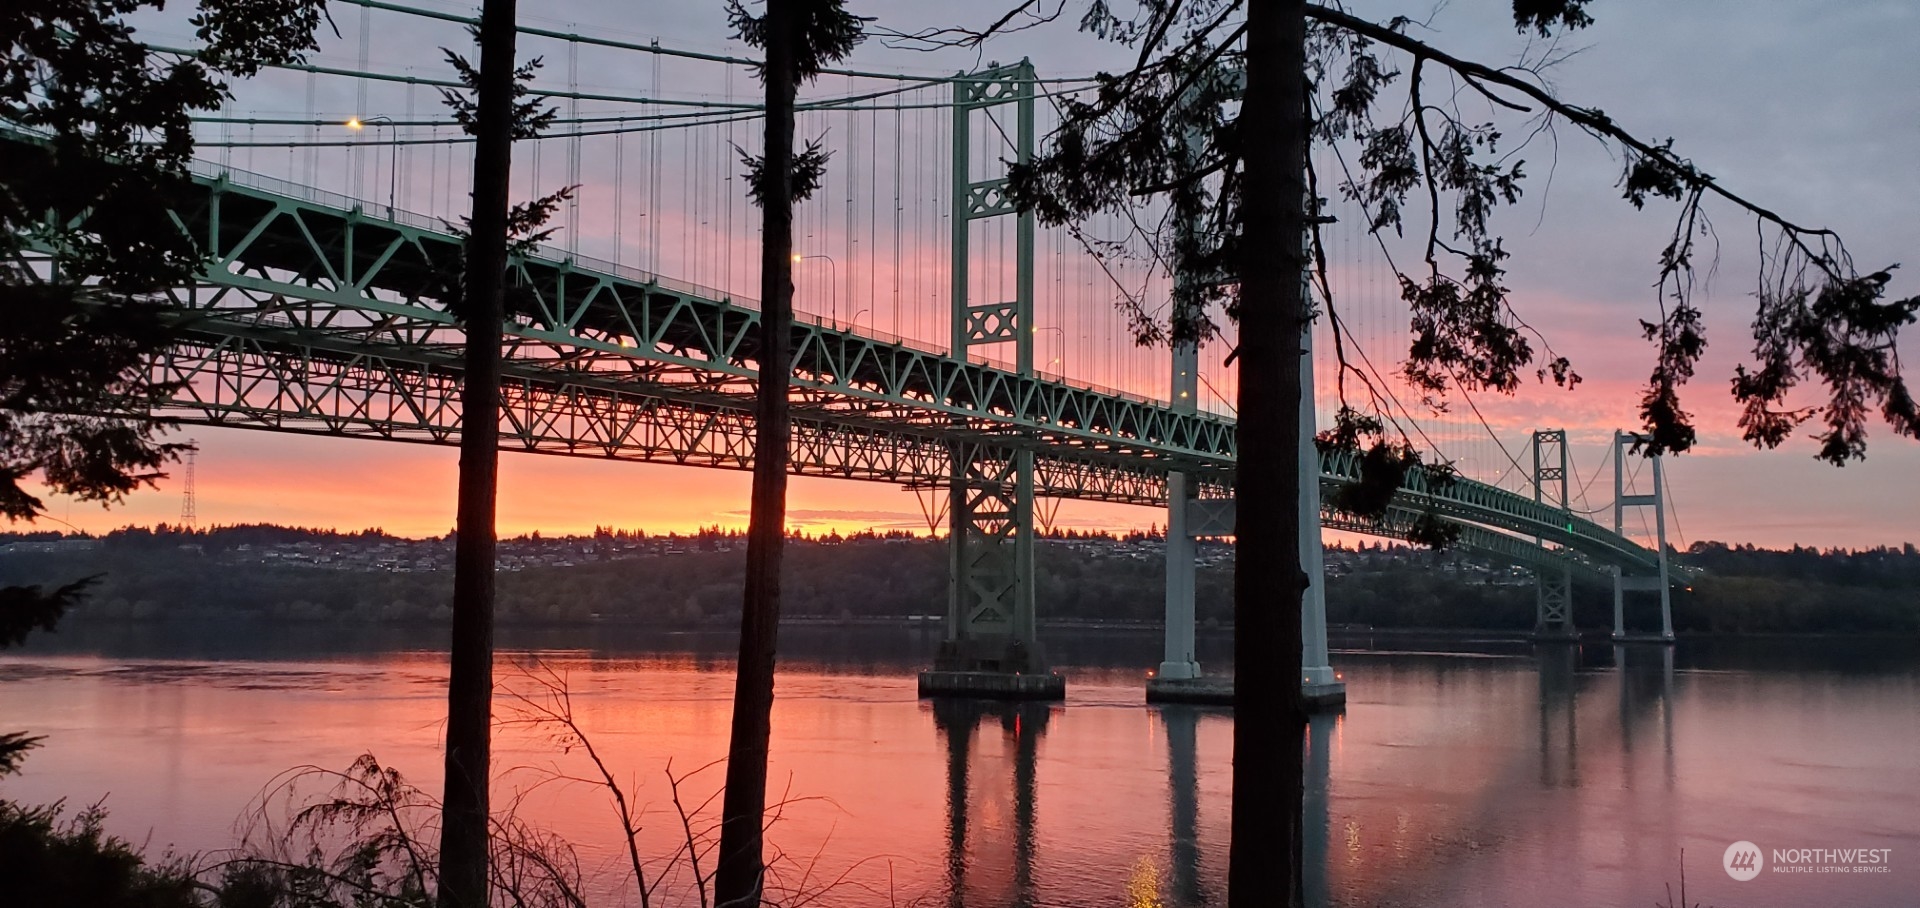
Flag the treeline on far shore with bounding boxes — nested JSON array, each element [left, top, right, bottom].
[[0, 528, 1916, 635]]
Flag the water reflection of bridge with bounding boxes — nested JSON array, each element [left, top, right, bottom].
[[929, 645, 1680, 906], [931, 698, 1048, 908]]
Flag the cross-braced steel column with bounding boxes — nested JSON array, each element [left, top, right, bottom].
[[1532, 429, 1577, 639], [937, 443, 1041, 672], [1612, 430, 1675, 641], [924, 61, 1058, 694]]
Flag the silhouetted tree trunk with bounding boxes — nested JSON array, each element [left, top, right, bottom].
[[715, 0, 796, 903], [1230, 1, 1310, 906], [438, 0, 518, 903]]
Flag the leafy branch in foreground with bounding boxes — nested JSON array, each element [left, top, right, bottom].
[[1305, 3, 1916, 462], [425, 32, 577, 323], [994, 0, 1913, 489], [3, 0, 327, 521], [0, 575, 96, 775], [438, 27, 559, 141], [1314, 408, 1460, 549]]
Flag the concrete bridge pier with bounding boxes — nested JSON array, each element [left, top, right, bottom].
[[1296, 322, 1342, 706], [1147, 319, 1344, 710], [1157, 331, 1205, 684], [1158, 471, 1203, 682]]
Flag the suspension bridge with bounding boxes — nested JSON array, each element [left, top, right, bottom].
[[10, 0, 1690, 702]]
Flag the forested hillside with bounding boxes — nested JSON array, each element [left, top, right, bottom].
[[1, 527, 1914, 634]]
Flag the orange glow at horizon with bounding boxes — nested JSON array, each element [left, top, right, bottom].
[[23, 427, 1161, 540]]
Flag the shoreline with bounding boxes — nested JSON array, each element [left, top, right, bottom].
[[33, 612, 1920, 642]]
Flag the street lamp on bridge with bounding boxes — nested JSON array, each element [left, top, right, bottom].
[[1031, 324, 1065, 374], [344, 116, 398, 220], [791, 253, 838, 325]]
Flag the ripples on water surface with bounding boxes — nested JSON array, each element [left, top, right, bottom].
[[3, 624, 1916, 907]]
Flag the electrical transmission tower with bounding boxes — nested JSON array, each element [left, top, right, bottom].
[[180, 441, 197, 530]]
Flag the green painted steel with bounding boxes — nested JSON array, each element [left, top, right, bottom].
[[4, 126, 1676, 584], [939, 63, 1047, 674]]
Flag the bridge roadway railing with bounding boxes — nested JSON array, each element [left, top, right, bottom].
[[6, 129, 1667, 576]]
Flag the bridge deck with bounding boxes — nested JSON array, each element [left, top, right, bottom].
[[5, 130, 1672, 580]]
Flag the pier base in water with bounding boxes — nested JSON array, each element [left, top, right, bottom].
[[1611, 632, 1677, 645], [1146, 677, 1347, 712], [918, 670, 1066, 700]]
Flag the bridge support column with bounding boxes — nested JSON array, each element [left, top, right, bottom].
[[1298, 316, 1341, 706], [1612, 565, 1625, 638], [1147, 305, 1343, 710], [1531, 429, 1579, 641], [923, 62, 1062, 699], [1157, 315, 1203, 682], [1159, 472, 1202, 681], [921, 443, 1061, 699], [1611, 431, 1676, 643]]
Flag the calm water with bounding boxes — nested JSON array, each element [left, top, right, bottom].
[[3, 624, 1916, 907]]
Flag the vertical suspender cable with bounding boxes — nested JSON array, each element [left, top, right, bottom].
[[614, 125, 625, 263], [354, 3, 370, 198], [567, 34, 580, 254], [892, 95, 903, 337], [725, 64, 735, 292], [403, 78, 415, 213]]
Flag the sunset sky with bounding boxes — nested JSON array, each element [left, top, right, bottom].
[[27, 0, 1920, 549]]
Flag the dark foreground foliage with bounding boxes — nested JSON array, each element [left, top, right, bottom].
[[0, 799, 204, 908]]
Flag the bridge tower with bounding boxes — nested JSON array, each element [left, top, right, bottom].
[[1611, 431, 1675, 642], [1297, 315, 1339, 697], [1158, 97, 1209, 685], [1531, 429, 1578, 640], [1150, 130, 1341, 708], [921, 61, 1062, 699]]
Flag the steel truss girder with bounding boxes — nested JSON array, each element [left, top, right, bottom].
[[82, 141, 1240, 471], [1318, 447, 1661, 575], [1320, 505, 1611, 585], [140, 327, 1186, 505]]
